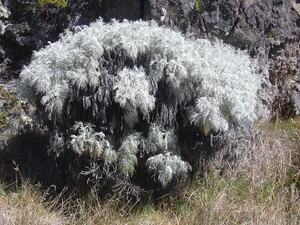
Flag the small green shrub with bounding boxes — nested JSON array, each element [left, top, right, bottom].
[[38, 0, 67, 8], [267, 28, 278, 37], [0, 86, 21, 129], [195, 0, 203, 12], [0, 111, 8, 128]]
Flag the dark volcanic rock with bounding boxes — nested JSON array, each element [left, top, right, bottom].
[[0, 47, 4, 62], [201, 0, 300, 118], [2, 22, 36, 78], [292, 83, 300, 114], [101, 0, 143, 21], [4, 22, 36, 54], [143, 0, 203, 35]]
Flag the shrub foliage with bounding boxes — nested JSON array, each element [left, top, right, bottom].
[[20, 19, 260, 198], [38, 0, 67, 8]]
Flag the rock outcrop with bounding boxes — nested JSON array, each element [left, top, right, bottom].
[[201, 0, 300, 118]]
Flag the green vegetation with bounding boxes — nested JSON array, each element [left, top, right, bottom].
[[0, 86, 18, 108], [267, 28, 278, 37], [0, 111, 8, 128], [0, 85, 21, 129], [195, 0, 203, 12], [38, 0, 67, 8]]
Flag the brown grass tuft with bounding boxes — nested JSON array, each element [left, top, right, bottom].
[[0, 182, 65, 225]]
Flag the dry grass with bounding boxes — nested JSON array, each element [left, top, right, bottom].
[[0, 117, 299, 225], [0, 182, 64, 225]]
